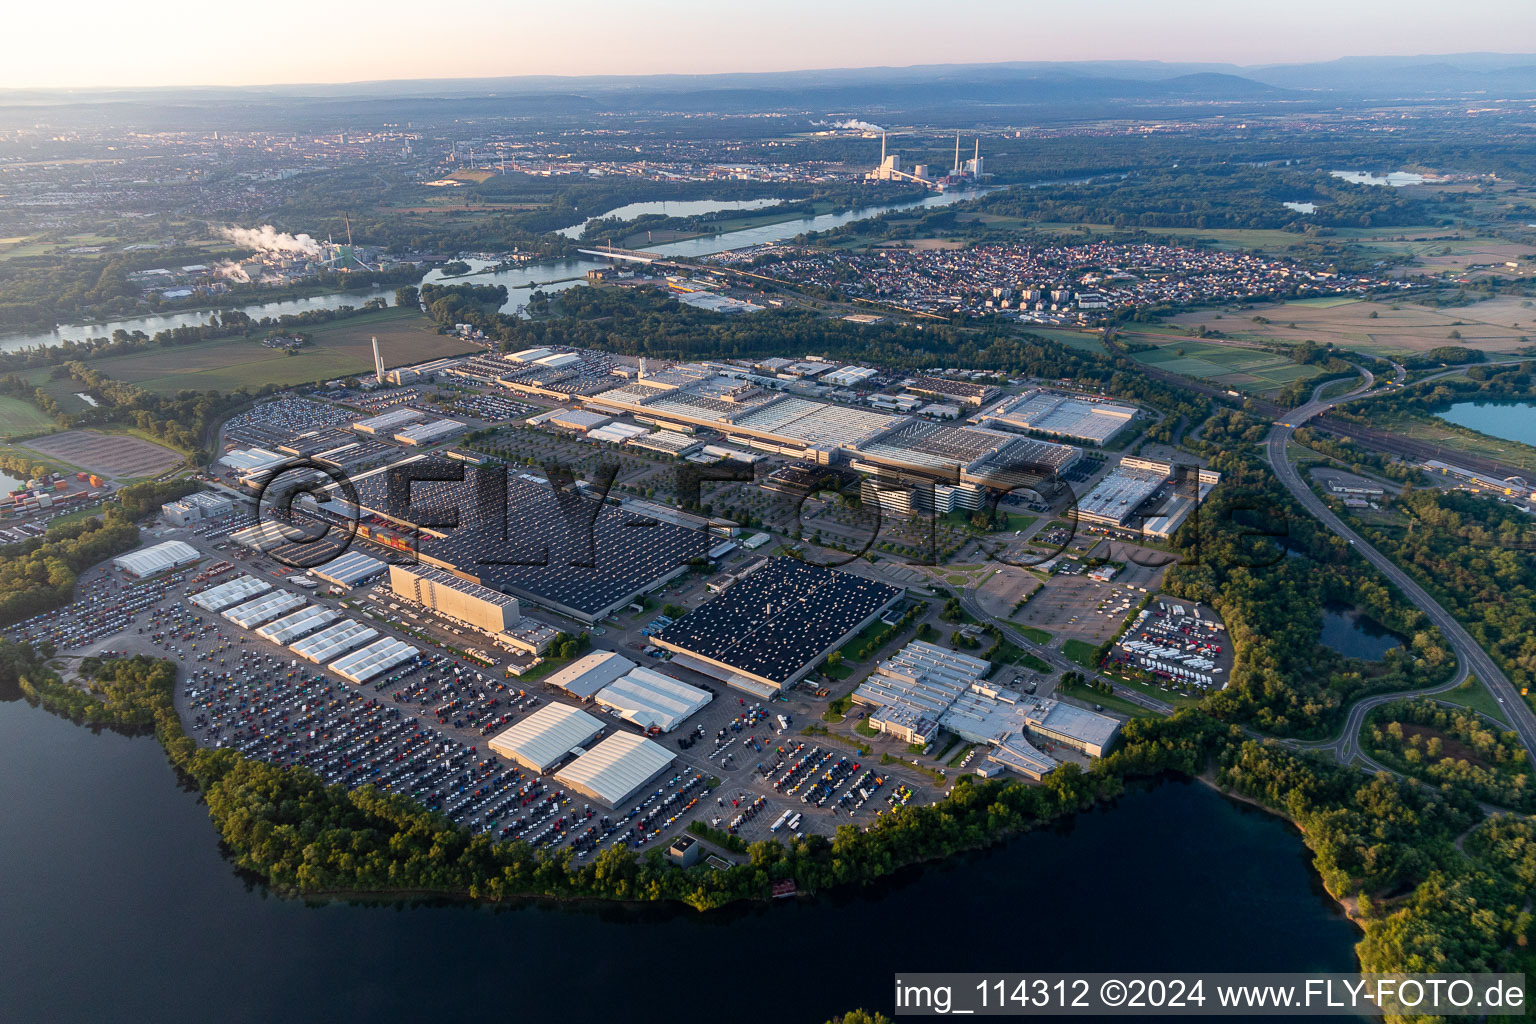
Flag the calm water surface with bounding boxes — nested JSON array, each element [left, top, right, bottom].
[[0, 694, 1358, 1024], [1321, 601, 1405, 660], [1438, 400, 1536, 448]]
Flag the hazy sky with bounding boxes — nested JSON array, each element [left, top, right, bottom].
[[9, 0, 1536, 90]]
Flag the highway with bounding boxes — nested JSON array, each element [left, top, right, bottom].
[[1265, 365, 1536, 769]]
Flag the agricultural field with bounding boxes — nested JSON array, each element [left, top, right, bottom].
[[1163, 295, 1536, 359], [29, 307, 476, 396], [0, 396, 59, 439], [1124, 337, 1324, 394]]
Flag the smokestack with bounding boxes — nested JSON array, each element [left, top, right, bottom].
[[954, 132, 960, 173], [881, 131, 886, 164], [974, 138, 979, 163], [372, 336, 385, 383]]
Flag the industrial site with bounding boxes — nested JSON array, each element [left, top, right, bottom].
[[4, 340, 1217, 859]]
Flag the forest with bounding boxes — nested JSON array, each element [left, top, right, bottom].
[[1163, 443, 1455, 736], [1350, 488, 1536, 699], [1364, 697, 1534, 812], [0, 514, 140, 628]]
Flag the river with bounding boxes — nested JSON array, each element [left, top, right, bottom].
[[553, 198, 786, 239], [0, 694, 1359, 1023], [0, 190, 981, 354]]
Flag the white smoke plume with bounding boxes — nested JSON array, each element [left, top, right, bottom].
[[217, 224, 322, 256], [213, 260, 251, 284], [834, 119, 884, 133]]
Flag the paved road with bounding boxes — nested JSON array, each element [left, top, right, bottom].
[[957, 590, 1175, 715], [1265, 367, 1536, 769]]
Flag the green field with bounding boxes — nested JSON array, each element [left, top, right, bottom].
[[1381, 412, 1536, 474], [1021, 327, 1109, 353], [27, 308, 475, 396], [1127, 338, 1324, 394], [1062, 638, 1103, 670], [1435, 677, 1513, 726], [0, 396, 59, 439]]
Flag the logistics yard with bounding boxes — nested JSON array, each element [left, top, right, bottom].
[[22, 429, 185, 480], [5, 347, 1233, 858]]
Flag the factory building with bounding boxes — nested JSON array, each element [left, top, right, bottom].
[[848, 639, 1120, 775], [901, 375, 999, 408], [255, 605, 341, 644], [1076, 457, 1221, 534], [161, 490, 236, 526], [389, 564, 521, 634], [553, 731, 675, 808], [222, 590, 306, 630], [393, 419, 466, 446], [652, 558, 904, 697], [352, 408, 423, 435], [309, 550, 387, 588], [548, 409, 613, 433], [976, 388, 1139, 445]]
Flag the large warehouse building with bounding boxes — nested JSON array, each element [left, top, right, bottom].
[[113, 540, 200, 578], [546, 650, 638, 699], [488, 702, 605, 774], [652, 558, 904, 696], [330, 636, 419, 684], [553, 731, 675, 808]]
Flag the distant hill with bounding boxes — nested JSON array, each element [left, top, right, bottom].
[[3, 54, 1534, 126]]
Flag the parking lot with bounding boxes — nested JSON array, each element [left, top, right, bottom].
[[8, 508, 938, 859]]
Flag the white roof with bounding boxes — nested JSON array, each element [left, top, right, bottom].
[[290, 619, 377, 663], [329, 636, 418, 683], [190, 574, 271, 611], [222, 589, 306, 629], [310, 549, 386, 586], [393, 419, 465, 445], [488, 702, 603, 773], [593, 666, 713, 732], [219, 447, 288, 472], [554, 731, 674, 807], [255, 605, 340, 644], [352, 408, 423, 433], [113, 540, 200, 577], [545, 650, 637, 699]]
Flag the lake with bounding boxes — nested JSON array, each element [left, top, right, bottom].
[[1329, 170, 1427, 188], [554, 198, 786, 239], [1437, 400, 1536, 448], [0, 190, 982, 354], [1283, 201, 1316, 214], [0, 693, 1359, 1023], [1321, 601, 1405, 660]]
